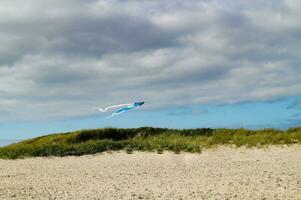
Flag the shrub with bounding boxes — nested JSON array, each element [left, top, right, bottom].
[[0, 127, 300, 159]]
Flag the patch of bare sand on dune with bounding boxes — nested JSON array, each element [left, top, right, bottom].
[[0, 145, 301, 200]]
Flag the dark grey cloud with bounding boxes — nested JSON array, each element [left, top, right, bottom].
[[0, 3, 179, 64], [0, 0, 301, 121]]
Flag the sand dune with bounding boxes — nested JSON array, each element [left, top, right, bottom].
[[1, 146, 301, 200]]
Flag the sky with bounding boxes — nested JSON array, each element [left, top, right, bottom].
[[0, 0, 301, 140]]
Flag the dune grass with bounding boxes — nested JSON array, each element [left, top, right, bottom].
[[1, 127, 301, 159]]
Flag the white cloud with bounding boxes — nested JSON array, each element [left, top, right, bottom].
[[0, 0, 300, 121]]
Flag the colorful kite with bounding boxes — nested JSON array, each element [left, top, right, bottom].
[[94, 101, 145, 118]]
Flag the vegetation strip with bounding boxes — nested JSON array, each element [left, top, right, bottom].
[[1, 127, 301, 159]]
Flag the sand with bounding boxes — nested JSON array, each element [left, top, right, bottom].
[[0, 146, 301, 200]]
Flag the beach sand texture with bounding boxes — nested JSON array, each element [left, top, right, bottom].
[[0, 146, 301, 200]]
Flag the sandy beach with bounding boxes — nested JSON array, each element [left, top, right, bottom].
[[1, 146, 301, 200]]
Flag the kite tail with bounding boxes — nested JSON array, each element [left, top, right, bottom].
[[97, 107, 107, 112], [106, 108, 130, 119], [106, 112, 122, 119], [92, 107, 107, 112], [93, 103, 132, 113]]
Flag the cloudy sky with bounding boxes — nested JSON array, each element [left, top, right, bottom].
[[1, 0, 301, 140]]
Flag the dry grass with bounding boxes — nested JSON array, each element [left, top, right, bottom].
[[1, 127, 301, 159]]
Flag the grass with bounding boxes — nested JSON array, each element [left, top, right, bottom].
[[1, 127, 301, 159]]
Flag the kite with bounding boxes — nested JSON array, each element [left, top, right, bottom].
[[93, 101, 145, 118]]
